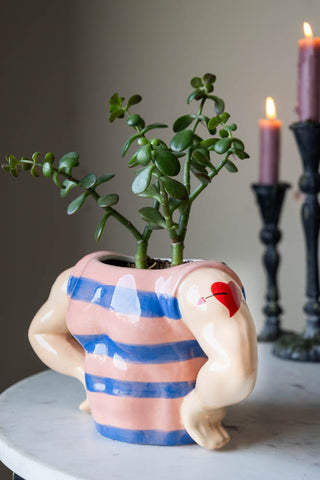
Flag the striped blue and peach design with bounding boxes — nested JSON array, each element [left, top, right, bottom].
[[66, 252, 240, 445]]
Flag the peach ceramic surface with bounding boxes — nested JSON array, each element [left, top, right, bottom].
[[28, 251, 257, 449]]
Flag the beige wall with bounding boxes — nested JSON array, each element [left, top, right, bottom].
[[1, 0, 320, 396]]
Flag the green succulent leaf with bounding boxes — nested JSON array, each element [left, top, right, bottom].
[[187, 89, 201, 104], [190, 162, 211, 181], [122, 134, 141, 157], [132, 164, 154, 194], [136, 143, 152, 166], [110, 93, 121, 106], [21, 157, 32, 171], [59, 152, 80, 174], [97, 193, 119, 207], [161, 176, 188, 200], [228, 123, 237, 131], [192, 148, 210, 166], [173, 114, 196, 132], [203, 73, 216, 85], [192, 171, 211, 185], [168, 197, 182, 212], [219, 129, 229, 138], [190, 77, 202, 88], [207, 116, 220, 130], [232, 138, 245, 151], [60, 179, 78, 197], [208, 95, 225, 114], [138, 184, 161, 202], [234, 149, 250, 160], [153, 149, 180, 176], [127, 94, 142, 108], [214, 138, 232, 154], [44, 152, 55, 164], [52, 171, 64, 188], [224, 160, 238, 173], [109, 105, 119, 113], [200, 138, 219, 148], [95, 211, 112, 241], [220, 112, 230, 123], [8, 155, 18, 169], [127, 114, 141, 127], [32, 152, 41, 162], [128, 153, 139, 167], [42, 162, 53, 178], [31, 165, 40, 177], [96, 173, 115, 186], [67, 193, 87, 215], [109, 108, 125, 122], [79, 174, 97, 189], [141, 123, 168, 134], [139, 207, 166, 229], [170, 130, 193, 152]]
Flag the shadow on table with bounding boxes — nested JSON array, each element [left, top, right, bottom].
[[222, 400, 320, 453]]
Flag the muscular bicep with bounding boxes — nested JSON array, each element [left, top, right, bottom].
[[177, 266, 257, 407], [28, 268, 72, 337]]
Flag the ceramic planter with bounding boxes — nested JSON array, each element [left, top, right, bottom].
[[28, 251, 258, 450]]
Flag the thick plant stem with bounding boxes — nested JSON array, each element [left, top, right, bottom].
[[171, 242, 184, 267], [184, 149, 192, 194], [134, 240, 148, 269], [159, 178, 179, 243], [178, 204, 191, 242]]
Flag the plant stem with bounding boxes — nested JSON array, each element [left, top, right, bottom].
[[134, 240, 148, 269], [192, 98, 206, 133], [27, 160, 144, 243], [189, 155, 230, 203], [171, 242, 184, 267], [159, 178, 179, 243], [177, 98, 207, 247], [184, 148, 192, 195], [177, 204, 191, 243]]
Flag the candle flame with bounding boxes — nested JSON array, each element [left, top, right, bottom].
[[266, 97, 277, 120], [303, 22, 313, 38]]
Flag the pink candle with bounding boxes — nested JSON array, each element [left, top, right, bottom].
[[259, 97, 282, 185], [297, 22, 320, 122]]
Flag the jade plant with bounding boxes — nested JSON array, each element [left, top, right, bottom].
[[3, 73, 249, 268]]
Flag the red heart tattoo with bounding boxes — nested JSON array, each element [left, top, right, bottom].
[[210, 281, 242, 317]]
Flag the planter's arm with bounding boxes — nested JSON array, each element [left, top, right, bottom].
[[28, 268, 90, 412], [177, 267, 258, 449]]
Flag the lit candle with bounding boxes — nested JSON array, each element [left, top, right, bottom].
[[297, 22, 320, 122], [259, 97, 282, 185]]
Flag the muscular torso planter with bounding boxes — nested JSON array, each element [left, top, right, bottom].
[[28, 251, 257, 450], [4, 73, 257, 449]]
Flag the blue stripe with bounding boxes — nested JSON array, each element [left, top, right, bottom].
[[85, 374, 195, 398], [94, 422, 195, 445], [242, 286, 246, 301], [67, 275, 181, 319], [74, 334, 207, 363]]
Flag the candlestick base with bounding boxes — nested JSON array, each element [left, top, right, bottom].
[[252, 183, 291, 342], [257, 321, 292, 343], [273, 120, 320, 362], [272, 333, 320, 362]]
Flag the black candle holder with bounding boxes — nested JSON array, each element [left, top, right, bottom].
[[273, 121, 320, 362], [252, 183, 291, 341]]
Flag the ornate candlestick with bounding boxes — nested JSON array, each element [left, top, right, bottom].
[[273, 121, 320, 361], [252, 183, 291, 341]]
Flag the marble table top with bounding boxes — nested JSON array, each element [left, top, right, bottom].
[[0, 344, 319, 480]]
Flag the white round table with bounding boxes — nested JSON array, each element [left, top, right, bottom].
[[0, 344, 319, 480]]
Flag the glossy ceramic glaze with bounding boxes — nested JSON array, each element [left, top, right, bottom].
[[28, 251, 258, 450]]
